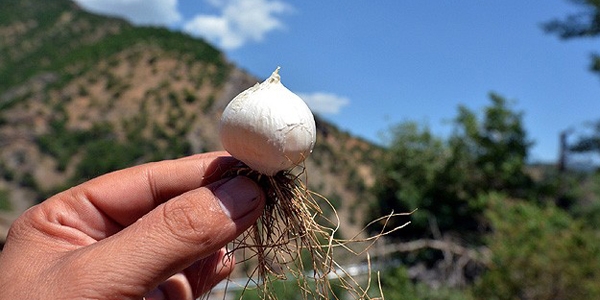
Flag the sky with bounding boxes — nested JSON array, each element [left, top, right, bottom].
[[73, 0, 600, 163]]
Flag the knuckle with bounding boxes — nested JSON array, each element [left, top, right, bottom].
[[6, 204, 47, 243], [160, 194, 230, 247]]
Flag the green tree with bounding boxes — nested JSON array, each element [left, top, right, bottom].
[[450, 93, 533, 199], [544, 0, 600, 77], [570, 120, 600, 157], [369, 93, 533, 240], [369, 122, 447, 237]]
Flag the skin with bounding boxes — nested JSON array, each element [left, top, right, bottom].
[[0, 151, 266, 299]]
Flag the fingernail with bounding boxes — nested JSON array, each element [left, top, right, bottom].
[[144, 288, 165, 300], [215, 176, 262, 220]]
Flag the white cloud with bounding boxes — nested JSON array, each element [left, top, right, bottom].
[[74, 0, 182, 26], [297, 92, 350, 115], [183, 0, 291, 50]]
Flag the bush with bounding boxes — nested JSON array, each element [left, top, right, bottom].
[[38, 121, 114, 171], [0, 188, 12, 211], [473, 193, 600, 299], [380, 266, 474, 300], [233, 276, 346, 300], [72, 139, 144, 183]]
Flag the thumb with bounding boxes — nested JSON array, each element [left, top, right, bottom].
[[74, 175, 265, 297]]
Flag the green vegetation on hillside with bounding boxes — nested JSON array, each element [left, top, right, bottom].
[[0, 188, 11, 211], [0, 0, 229, 95], [0, 0, 75, 25]]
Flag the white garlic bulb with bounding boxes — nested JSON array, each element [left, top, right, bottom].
[[219, 67, 316, 176]]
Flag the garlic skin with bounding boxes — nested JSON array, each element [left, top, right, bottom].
[[219, 68, 316, 176]]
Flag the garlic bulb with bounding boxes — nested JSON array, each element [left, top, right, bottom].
[[219, 67, 316, 176]]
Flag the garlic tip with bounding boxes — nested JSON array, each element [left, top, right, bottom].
[[267, 67, 281, 84]]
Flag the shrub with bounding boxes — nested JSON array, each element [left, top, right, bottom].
[[473, 193, 600, 299], [72, 139, 143, 183], [0, 188, 12, 211], [380, 265, 474, 300]]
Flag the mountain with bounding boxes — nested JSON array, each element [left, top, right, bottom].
[[0, 0, 382, 245]]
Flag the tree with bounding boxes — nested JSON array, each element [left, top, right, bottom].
[[570, 120, 600, 154], [368, 122, 447, 238], [368, 93, 533, 241], [544, 0, 600, 77], [450, 93, 533, 198]]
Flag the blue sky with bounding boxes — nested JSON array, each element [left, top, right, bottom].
[[74, 0, 599, 163]]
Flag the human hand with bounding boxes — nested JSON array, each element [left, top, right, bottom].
[[0, 151, 265, 299]]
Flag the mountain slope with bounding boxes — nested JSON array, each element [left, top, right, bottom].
[[0, 0, 382, 244]]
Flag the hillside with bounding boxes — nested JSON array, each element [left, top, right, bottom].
[[0, 0, 382, 245]]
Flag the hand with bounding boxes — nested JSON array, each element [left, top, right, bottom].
[[0, 151, 265, 299]]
